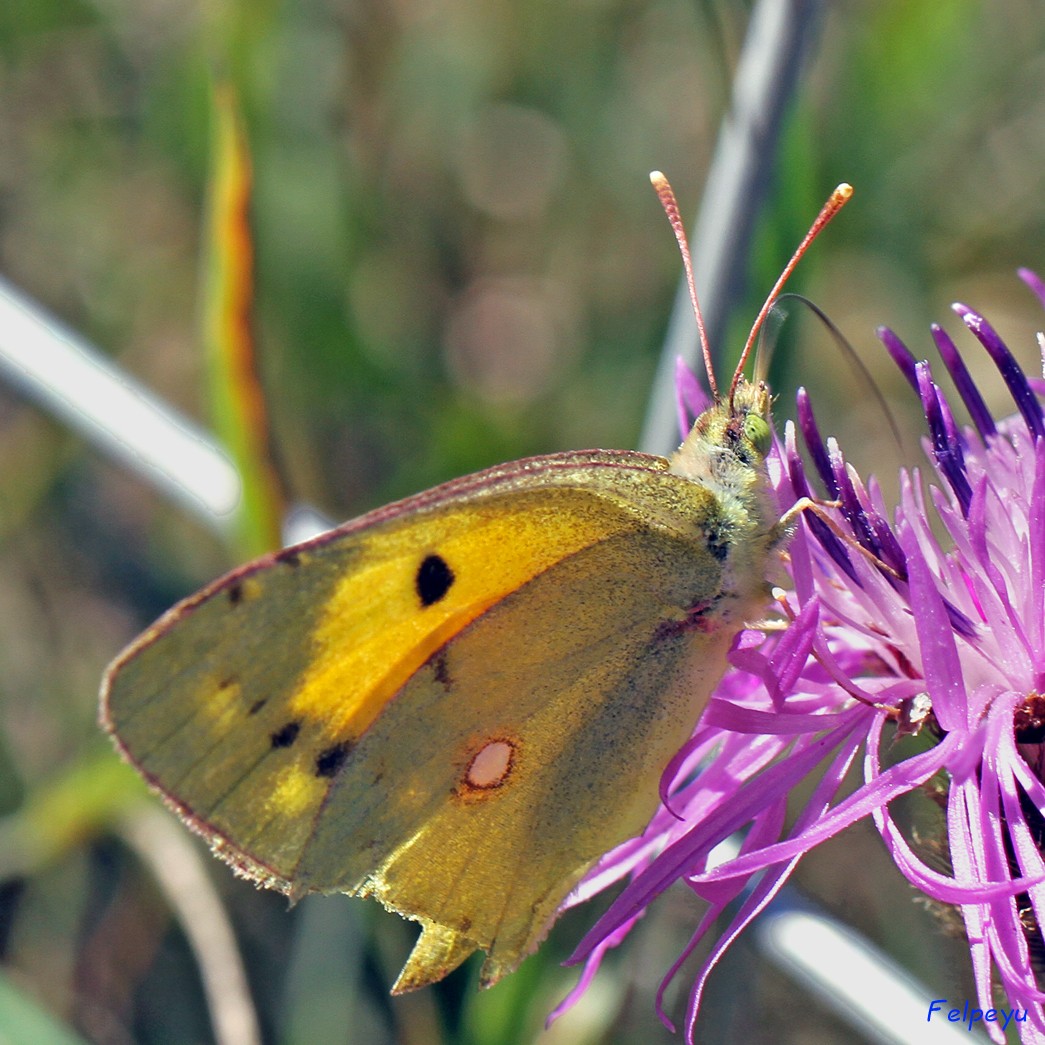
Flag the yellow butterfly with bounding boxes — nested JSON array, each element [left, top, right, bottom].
[[100, 176, 852, 993]]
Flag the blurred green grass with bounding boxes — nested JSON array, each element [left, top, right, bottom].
[[2, 1, 1045, 1042]]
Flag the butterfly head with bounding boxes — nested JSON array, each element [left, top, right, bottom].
[[669, 376, 773, 491]]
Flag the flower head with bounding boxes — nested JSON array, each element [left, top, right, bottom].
[[560, 271, 1045, 1045]]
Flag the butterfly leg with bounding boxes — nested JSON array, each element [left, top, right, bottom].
[[772, 496, 901, 578]]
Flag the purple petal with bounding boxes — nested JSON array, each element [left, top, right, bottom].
[[765, 597, 819, 703], [788, 403, 858, 582], [795, 387, 836, 494], [700, 702, 855, 736], [827, 438, 913, 583], [695, 723, 950, 884], [899, 520, 968, 731], [875, 792, 1045, 903], [932, 323, 996, 437], [839, 464, 908, 577], [916, 363, 972, 513], [1030, 441, 1045, 662], [1018, 266, 1045, 310], [655, 912, 711, 1032], [683, 854, 800, 1041], [567, 713, 867, 964], [876, 326, 919, 391], [966, 475, 1035, 675], [549, 912, 643, 1026], [828, 437, 880, 548], [955, 304, 1044, 440]]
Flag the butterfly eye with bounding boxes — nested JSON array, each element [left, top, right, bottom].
[[743, 414, 772, 456]]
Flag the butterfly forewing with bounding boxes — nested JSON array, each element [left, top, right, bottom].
[[104, 452, 722, 876]]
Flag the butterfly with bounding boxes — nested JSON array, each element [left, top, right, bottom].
[[100, 175, 852, 992]]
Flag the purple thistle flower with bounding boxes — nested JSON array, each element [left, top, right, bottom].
[[558, 273, 1045, 1044]]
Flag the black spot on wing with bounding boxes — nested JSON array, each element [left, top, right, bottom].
[[270, 721, 301, 749], [277, 548, 302, 567], [416, 554, 454, 606], [227, 582, 244, 605], [315, 741, 353, 778], [247, 698, 267, 715]]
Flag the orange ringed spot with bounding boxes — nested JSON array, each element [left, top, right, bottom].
[[465, 739, 515, 789]]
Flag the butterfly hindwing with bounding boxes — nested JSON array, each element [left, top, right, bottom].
[[304, 524, 754, 989]]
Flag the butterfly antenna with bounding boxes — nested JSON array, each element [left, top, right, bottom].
[[651, 171, 718, 401], [729, 183, 853, 411]]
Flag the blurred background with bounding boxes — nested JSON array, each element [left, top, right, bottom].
[[1, 0, 1044, 1042]]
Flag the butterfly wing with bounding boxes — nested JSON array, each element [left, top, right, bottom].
[[101, 449, 767, 990]]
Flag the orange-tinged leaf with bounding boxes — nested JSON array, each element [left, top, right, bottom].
[[202, 81, 286, 556]]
